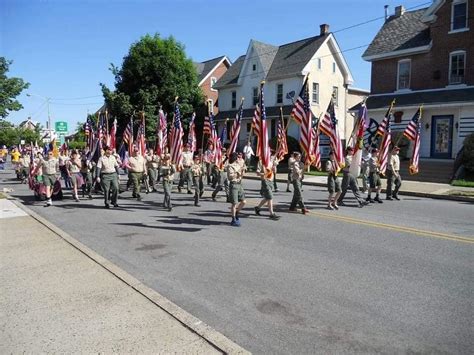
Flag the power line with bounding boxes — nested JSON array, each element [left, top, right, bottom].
[[51, 95, 103, 101]]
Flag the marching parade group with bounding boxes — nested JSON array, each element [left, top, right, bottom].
[[2, 136, 403, 228]]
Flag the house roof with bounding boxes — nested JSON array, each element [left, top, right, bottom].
[[215, 33, 337, 88], [193, 55, 230, 85], [362, 8, 431, 60], [214, 105, 294, 121], [214, 55, 246, 89], [349, 88, 474, 111], [266, 34, 328, 81]]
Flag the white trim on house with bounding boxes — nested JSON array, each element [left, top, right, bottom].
[[321, 34, 354, 86], [197, 56, 232, 87], [362, 101, 474, 112], [450, 0, 469, 31], [368, 85, 474, 97], [421, 0, 445, 23], [448, 50, 467, 85], [397, 59, 412, 90], [362, 42, 432, 61]]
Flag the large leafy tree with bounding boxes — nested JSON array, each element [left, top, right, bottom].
[[0, 120, 41, 148], [101, 34, 203, 141], [0, 57, 30, 119]]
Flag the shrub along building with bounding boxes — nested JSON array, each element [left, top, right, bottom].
[[358, 1, 474, 182], [213, 24, 367, 155]]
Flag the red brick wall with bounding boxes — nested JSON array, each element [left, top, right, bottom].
[[200, 61, 230, 114], [371, 1, 474, 94]]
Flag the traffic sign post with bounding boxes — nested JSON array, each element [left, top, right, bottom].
[[55, 121, 68, 133]]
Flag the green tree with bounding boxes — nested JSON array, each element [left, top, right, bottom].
[[100, 34, 203, 142], [0, 119, 40, 147], [0, 57, 30, 118]]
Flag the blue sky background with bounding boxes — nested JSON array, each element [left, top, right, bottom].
[[2, 0, 430, 131]]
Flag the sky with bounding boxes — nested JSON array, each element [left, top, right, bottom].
[[2, 0, 432, 131]]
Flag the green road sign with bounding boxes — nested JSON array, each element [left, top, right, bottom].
[[55, 121, 68, 132]]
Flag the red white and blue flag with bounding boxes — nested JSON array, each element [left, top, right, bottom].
[[320, 99, 344, 172], [352, 104, 367, 154], [155, 108, 167, 155], [123, 116, 133, 155], [187, 112, 197, 153], [136, 113, 146, 156], [276, 109, 288, 161], [108, 118, 117, 150], [377, 101, 395, 175], [255, 81, 270, 169], [291, 77, 313, 165], [229, 98, 244, 154], [170, 101, 184, 166], [404, 107, 422, 175]]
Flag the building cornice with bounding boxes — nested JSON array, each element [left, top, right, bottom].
[[362, 42, 432, 62]]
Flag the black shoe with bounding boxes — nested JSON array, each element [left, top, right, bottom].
[[289, 207, 297, 212], [137, 195, 142, 201], [254, 206, 261, 216], [286, 189, 291, 192], [199, 191, 204, 198], [187, 190, 193, 195], [195, 203, 200, 207], [88, 195, 93, 199], [269, 214, 281, 220], [366, 197, 374, 203], [113, 203, 119, 208], [274, 189, 279, 192], [168, 207, 172, 211], [386, 197, 393, 201], [374, 197, 383, 203], [132, 193, 137, 198], [393, 195, 400, 200], [105, 203, 110, 209], [177, 187, 182, 193]]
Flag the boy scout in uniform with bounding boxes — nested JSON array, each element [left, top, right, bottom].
[[204, 142, 215, 185], [191, 154, 204, 206], [160, 153, 175, 211], [255, 158, 281, 220], [286, 153, 295, 192], [337, 147, 368, 208], [367, 148, 383, 203], [18, 151, 31, 183], [227, 152, 246, 227], [289, 152, 309, 214], [80, 157, 93, 199], [386, 146, 402, 200], [146, 148, 160, 192], [67, 150, 83, 202], [326, 151, 342, 210], [178, 144, 193, 193], [211, 147, 229, 201], [125, 146, 147, 200], [38, 150, 59, 207], [96, 146, 120, 208]]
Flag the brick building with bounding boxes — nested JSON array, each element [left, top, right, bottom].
[[360, 0, 473, 165]]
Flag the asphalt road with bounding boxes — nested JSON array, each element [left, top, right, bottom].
[[2, 168, 473, 354]]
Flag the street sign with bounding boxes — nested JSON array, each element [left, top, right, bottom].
[[55, 121, 68, 133]]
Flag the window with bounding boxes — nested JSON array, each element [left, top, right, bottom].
[[451, 0, 468, 31], [252, 63, 257, 71], [231, 91, 237, 108], [210, 77, 217, 91], [208, 99, 214, 114], [276, 84, 283, 104], [332, 62, 336, 73], [312, 83, 319, 104], [332, 86, 338, 106], [253, 87, 259, 105], [397, 60, 411, 90], [317, 58, 322, 70], [449, 51, 466, 84]]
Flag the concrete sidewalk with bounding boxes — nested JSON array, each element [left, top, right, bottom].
[[0, 197, 248, 354], [246, 173, 474, 203]]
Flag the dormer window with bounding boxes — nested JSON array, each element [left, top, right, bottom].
[[451, 0, 468, 31], [252, 63, 257, 71], [210, 77, 217, 91], [449, 51, 466, 84], [397, 59, 411, 90]]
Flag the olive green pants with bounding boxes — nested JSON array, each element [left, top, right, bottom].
[[101, 173, 118, 205], [129, 172, 143, 196], [290, 180, 305, 209]]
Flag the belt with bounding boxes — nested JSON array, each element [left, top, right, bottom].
[[102, 172, 116, 175]]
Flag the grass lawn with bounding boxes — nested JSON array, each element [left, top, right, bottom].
[[305, 170, 328, 177], [0, 192, 5, 199], [447, 190, 474, 197], [451, 179, 474, 188]]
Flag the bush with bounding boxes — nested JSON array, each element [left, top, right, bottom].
[[68, 141, 86, 150], [462, 133, 474, 172]]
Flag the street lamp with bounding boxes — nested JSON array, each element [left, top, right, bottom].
[[27, 93, 52, 143]]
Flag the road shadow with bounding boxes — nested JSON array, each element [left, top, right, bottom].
[[113, 222, 202, 232], [157, 214, 227, 226]]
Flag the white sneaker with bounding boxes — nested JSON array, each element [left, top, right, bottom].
[[44, 199, 52, 207]]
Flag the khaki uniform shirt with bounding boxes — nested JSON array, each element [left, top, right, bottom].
[[97, 155, 118, 173], [160, 164, 176, 182], [368, 156, 379, 173], [388, 154, 400, 172], [326, 159, 338, 175], [291, 161, 304, 181], [181, 151, 193, 167], [227, 161, 243, 183], [128, 155, 146, 173], [146, 154, 160, 169], [19, 155, 30, 168], [343, 156, 352, 173], [68, 158, 81, 173], [288, 157, 295, 172], [40, 157, 59, 175], [191, 162, 203, 177]]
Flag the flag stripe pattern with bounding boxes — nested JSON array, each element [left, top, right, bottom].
[[311, 126, 321, 170], [293, 78, 313, 164], [255, 82, 270, 169], [378, 110, 392, 175], [276, 116, 288, 160], [188, 112, 197, 153], [320, 100, 344, 170], [291, 78, 309, 126], [403, 108, 421, 141], [252, 104, 260, 137], [229, 100, 244, 154], [170, 102, 184, 165], [109, 118, 117, 150], [404, 107, 422, 175], [136, 114, 146, 156]]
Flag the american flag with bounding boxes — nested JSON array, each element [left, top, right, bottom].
[[352, 104, 367, 154], [229, 98, 244, 154], [291, 77, 309, 125], [97, 112, 106, 149], [376, 101, 395, 137], [215, 122, 227, 169], [155, 108, 167, 155], [276, 109, 288, 160], [170, 101, 184, 165], [187, 112, 197, 153], [136, 112, 146, 156], [403, 107, 421, 141], [378, 113, 392, 175], [404, 107, 422, 175], [84, 115, 95, 151], [252, 104, 260, 137], [320, 99, 344, 171], [108, 118, 117, 150], [123, 117, 133, 154], [311, 124, 321, 170], [255, 81, 270, 169], [292, 78, 313, 165]]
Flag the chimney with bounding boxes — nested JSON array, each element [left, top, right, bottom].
[[384, 5, 389, 20], [395, 5, 405, 17], [320, 24, 329, 36]]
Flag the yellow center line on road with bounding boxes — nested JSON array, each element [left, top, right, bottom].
[[246, 201, 474, 244]]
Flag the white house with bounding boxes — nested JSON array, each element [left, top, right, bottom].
[[214, 24, 361, 152]]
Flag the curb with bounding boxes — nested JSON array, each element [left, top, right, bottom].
[[6, 194, 250, 355], [244, 176, 474, 203]]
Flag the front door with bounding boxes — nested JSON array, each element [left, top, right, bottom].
[[431, 115, 453, 158]]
